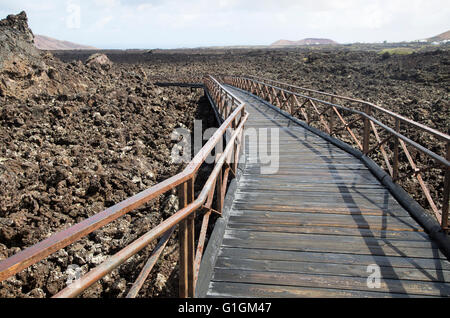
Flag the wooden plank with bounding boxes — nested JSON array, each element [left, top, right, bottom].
[[245, 146, 350, 153], [251, 138, 329, 143], [247, 143, 349, 149], [244, 154, 357, 161], [199, 85, 450, 298], [240, 175, 382, 185], [243, 168, 379, 178], [236, 188, 403, 203], [228, 211, 423, 232], [244, 159, 359, 166], [246, 149, 351, 156], [223, 229, 436, 249], [206, 282, 426, 298], [242, 169, 377, 177], [231, 205, 409, 217], [239, 180, 387, 192], [245, 162, 367, 168], [246, 152, 354, 158], [245, 122, 291, 127], [234, 190, 402, 201], [241, 170, 378, 179], [248, 136, 329, 141], [211, 269, 450, 296], [244, 165, 368, 172], [232, 203, 407, 216], [214, 257, 450, 283], [233, 195, 406, 211], [221, 235, 445, 259], [227, 223, 431, 241], [238, 182, 390, 192], [218, 247, 450, 270]]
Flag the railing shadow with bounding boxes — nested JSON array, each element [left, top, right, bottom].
[[231, 85, 449, 296]]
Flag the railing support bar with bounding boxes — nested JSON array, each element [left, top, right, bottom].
[[177, 182, 188, 298], [178, 178, 195, 298], [393, 119, 400, 181], [442, 142, 450, 231], [363, 104, 371, 154]]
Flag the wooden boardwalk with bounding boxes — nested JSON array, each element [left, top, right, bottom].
[[201, 86, 450, 298]]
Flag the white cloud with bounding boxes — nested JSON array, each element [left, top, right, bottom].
[[1, 0, 448, 48], [93, 0, 120, 8], [93, 15, 113, 29]]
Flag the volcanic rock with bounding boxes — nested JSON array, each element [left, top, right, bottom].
[[86, 53, 112, 71], [0, 11, 91, 99], [0, 11, 214, 299]]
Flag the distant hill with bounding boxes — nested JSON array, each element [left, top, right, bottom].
[[426, 30, 450, 43], [34, 34, 97, 50], [271, 38, 338, 46], [271, 39, 296, 46]]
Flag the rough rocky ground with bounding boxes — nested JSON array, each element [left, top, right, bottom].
[[56, 45, 449, 216], [0, 12, 216, 298], [57, 46, 448, 135], [1, 10, 449, 298]]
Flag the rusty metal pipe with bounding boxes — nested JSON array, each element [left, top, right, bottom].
[[194, 211, 211, 286], [126, 226, 175, 298], [53, 112, 248, 298], [230, 77, 450, 168], [0, 78, 246, 284], [241, 75, 450, 143], [53, 200, 203, 298]]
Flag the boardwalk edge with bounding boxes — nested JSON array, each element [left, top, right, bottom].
[[195, 88, 247, 297], [228, 84, 450, 261]]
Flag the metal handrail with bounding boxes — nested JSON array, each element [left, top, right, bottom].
[[54, 111, 248, 298], [231, 77, 449, 167], [0, 76, 248, 298], [243, 75, 450, 143], [224, 75, 450, 230]]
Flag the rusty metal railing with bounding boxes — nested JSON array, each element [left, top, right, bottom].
[[150, 75, 206, 86], [224, 75, 450, 231], [0, 76, 248, 298]]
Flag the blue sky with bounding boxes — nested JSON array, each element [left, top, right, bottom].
[[0, 0, 448, 49]]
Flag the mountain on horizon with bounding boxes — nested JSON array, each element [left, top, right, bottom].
[[34, 34, 97, 50], [425, 30, 450, 43], [271, 38, 338, 46]]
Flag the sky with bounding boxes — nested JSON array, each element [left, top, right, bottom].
[[0, 0, 449, 49]]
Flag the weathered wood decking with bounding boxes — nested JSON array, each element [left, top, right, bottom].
[[200, 85, 450, 298]]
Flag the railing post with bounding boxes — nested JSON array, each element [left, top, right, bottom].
[[187, 178, 195, 297], [393, 119, 400, 181], [287, 94, 293, 115], [216, 166, 223, 214], [329, 97, 335, 135], [442, 142, 450, 231], [177, 182, 188, 298], [177, 178, 195, 298], [363, 104, 371, 154], [232, 117, 238, 174]]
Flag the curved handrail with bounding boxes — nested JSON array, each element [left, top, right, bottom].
[[243, 75, 450, 143], [224, 75, 450, 229], [54, 110, 249, 298], [0, 76, 248, 298], [232, 77, 449, 167]]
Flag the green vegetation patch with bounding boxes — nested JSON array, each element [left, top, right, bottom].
[[378, 47, 415, 56]]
